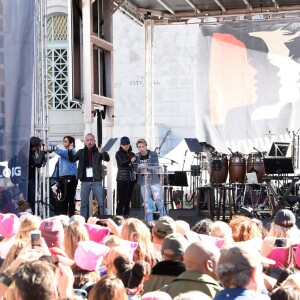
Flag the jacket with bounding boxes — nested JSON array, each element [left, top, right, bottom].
[[68, 145, 109, 181], [115, 148, 135, 181], [143, 260, 186, 294], [135, 150, 161, 185], [159, 271, 223, 299]]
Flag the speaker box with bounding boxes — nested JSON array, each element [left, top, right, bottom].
[[129, 208, 145, 220], [168, 208, 202, 227]]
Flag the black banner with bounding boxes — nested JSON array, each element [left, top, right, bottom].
[[0, 0, 35, 212]]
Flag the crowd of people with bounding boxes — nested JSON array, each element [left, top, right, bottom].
[[2, 135, 300, 299], [0, 209, 300, 299]]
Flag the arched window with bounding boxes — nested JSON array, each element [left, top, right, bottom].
[[47, 14, 80, 109]]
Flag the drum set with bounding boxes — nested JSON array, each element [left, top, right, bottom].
[[209, 151, 265, 184], [195, 150, 271, 221]]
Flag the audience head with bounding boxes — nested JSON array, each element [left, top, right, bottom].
[[121, 218, 156, 266], [84, 223, 110, 243], [103, 246, 132, 275], [13, 260, 57, 300], [142, 291, 173, 300], [89, 274, 128, 300], [268, 209, 299, 243], [229, 215, 262, 242], [191, 218, 213, 235], [210, 221, 233, 241], [113, 215, 126, 226], [152, 216, 176, 240], [0, 213, 20, 238], [276, 268, 298, 288], [69, 215, 85, 224], [217, 244, 264, 291], [161, 233, 190, 261], [271, 273, 300, 300], [64, 220, 89, 259], [39, 217, 64, 248], [16, 215, 41, 241], [114, 255, 151, 294], [184, 241, 220, 280], [74, 240, 110, 271]]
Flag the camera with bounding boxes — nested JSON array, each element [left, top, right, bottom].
[[31, 230, 42, 249], [41, 143, 56, 153]]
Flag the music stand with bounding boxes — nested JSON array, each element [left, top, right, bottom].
[[184, 138, 203, 154], [268, 142, 289, 157], [168, 171, 188, 187], [102, 138, 118, 152], [263, 157, 294, 174]]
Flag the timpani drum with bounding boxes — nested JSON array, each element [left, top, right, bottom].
[[209, 153, 228, 184], [229, 153, 246, 183], [247, 152, 265, 183]]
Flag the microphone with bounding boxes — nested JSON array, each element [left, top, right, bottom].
[[228, 147, 234, 154], [253, 147, 262, 155], [171, 159, 178, 165]]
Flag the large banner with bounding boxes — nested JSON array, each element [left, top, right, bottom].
[[0, 1, 35, 212], [195, 20, 300, 157]]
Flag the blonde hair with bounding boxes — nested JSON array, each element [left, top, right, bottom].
[[136, 139, 147, 147], [121, 218, 156, 267], [0, 239, 26, 300], [211, 221, 233, 240], [64, 221, 89, 259], [16, 215, 42, 241]]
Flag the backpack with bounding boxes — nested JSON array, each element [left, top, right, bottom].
[[73, 281, 94, 300]]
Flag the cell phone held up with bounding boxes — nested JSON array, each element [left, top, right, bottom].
[[31, 230, 42, 249], [96, 219, 108, 227], [274, 238, 288, 248]]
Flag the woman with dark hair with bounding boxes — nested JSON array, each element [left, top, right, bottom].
[[53, 136, 78, 216], [115, 136, 136, 217], [114, 255, 151, 299]]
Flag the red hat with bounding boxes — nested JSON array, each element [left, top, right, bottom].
[[74, 240, 110, 271], [84, 223, 110, 243], [0, 213, 20, 238], [39, 217, 64, 247]]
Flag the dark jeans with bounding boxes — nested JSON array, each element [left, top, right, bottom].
[[116, 180, 135, 216], [58, 176, 78, 216]]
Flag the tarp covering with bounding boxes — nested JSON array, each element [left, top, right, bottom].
[[0, 0, 35, 212], [195, 20, 300, 156]]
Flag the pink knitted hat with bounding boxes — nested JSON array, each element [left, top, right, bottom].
[[0, 213, 20, 238], [84, 223, 110, 243], [39, 217, 64, 247], [74, 240, 110, 271]]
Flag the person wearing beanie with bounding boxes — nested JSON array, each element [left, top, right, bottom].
[[135, 138, 166, 223], [262, 209, 300, 278], [73, 240, 110, 296], [115, 136, 136, 217], [0, 213, 20, 259], [39, 216, 69, 260]]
